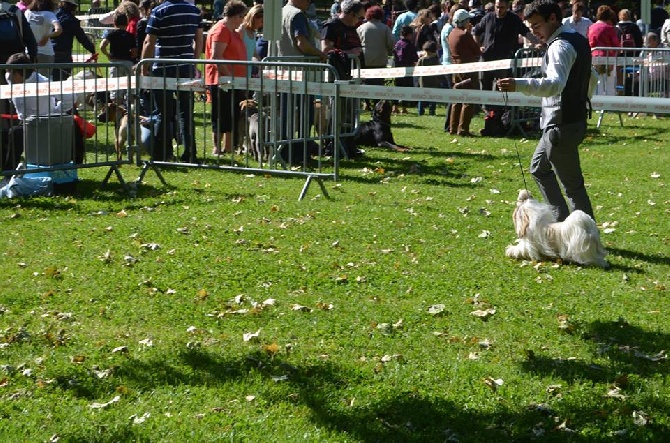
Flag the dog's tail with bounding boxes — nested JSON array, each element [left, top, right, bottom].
[[563, 210, 609, 268], [517, 189, 532, 203]]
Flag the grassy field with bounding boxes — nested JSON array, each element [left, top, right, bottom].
[[0, 109, 668, 442]]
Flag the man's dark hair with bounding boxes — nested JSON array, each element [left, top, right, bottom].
[[223, 0, 248, 18], [422, 40, 437, 53], [404, 0, 418, 12], [342, 0, 363, 15], [523, 0, 561, 22], [6, 53, 34, 79], [113, 11, 129, 28], [401, 25, 413, 37]]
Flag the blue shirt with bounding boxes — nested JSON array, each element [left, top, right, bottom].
[[146, 0, 201, 62]]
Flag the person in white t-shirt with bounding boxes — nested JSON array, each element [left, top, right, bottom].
[[25, 0, 62, 77], [561, 1, 591, 38]]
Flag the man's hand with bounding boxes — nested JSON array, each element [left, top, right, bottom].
[[497, 77, 517, 92]]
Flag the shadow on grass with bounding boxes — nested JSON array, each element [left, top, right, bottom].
[[338, 149, 501, 187], [521, 319, 670, 384], [607, 246, 670, 267], [52, 345, 670, 441]]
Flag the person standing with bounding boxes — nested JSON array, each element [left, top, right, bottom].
[[497, 0, 598, 222], [321, 0, 363, 57], [100, 11, 136, 105], [617, 9, 644, 54], [277, 0, 325, 59], [205, 0, 247, 156], [417, 41, 442, 116], [277, 0, 326, 144], [238, 3, 263, 78], [392, 0, 419, 41], [0, 1, 36, 167], [561, 1, 591, 38], [587, 5, 619, 97], [357, 4, 394, 111], [393, 25, 418, 114], [472, 0, 538, 96], [448, 9, 480, 136], [141, 0, 203, 163], [52, 0, 96, 80], [24, 0, 61, 78]]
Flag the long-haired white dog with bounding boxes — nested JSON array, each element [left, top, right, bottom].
[[505, 190, 608, 268]]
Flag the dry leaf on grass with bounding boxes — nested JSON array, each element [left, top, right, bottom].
[[428, 304, 446, 315], [471, 309, 496, 320], [482, 376, 503, 392], [243, 329, 261, 342], [89, 395, 120, 409]]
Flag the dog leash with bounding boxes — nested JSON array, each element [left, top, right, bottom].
[[503, 90, 529, 191]]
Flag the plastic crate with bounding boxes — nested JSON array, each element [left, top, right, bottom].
[[23, 115, 75, 166]]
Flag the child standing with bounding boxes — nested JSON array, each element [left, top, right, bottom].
[[393, 25, 418, 114], [417, 40, 442, 115], [100, 12, 137, 103]]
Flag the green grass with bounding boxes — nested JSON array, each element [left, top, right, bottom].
[[0, 110, 669, 442]]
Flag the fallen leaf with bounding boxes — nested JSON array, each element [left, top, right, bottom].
[[243, 329, 261, 342], [89, 395, 121, 409], [262, 343, 279, 355], [111, 346, 129, 354], [290, 304, 312, 313], [483, 376, 503, 392], [471, 309, 496, 320], [606, 386, 626, 400], [428, 304, 446, 315]]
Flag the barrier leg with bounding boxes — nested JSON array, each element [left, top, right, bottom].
[[136, 161, 168, 186], [101, 165, 129, 191], [299, 174, 330, 201]]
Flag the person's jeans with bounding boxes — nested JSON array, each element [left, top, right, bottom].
[[151, 65, 196, 162]]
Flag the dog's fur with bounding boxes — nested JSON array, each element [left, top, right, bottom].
[[353, 100, 408, 152], [239, 99, 270, 162], [313, 99, 330, 137], [98, 103, 135, 162], [505, 190, 608, 267]]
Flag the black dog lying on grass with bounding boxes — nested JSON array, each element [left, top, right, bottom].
[[352, 100, 409, 153]]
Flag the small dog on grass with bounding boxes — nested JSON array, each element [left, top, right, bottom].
[[353, 100, 408, 152], [239, 99, 270, 162], [98, 103, 136, 162], [505, 190, 608, 268]]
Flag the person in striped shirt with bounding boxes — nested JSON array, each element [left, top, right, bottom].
[[141, 0, 203, 163]]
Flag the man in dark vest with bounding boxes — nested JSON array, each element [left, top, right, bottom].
[[497, 0, 597, 222]]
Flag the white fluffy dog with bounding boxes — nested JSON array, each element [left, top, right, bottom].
[[505, 190, 608, 268]]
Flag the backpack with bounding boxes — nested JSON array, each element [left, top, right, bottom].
[[0, 3, 24, 56], [619, 29, 635, 49], [480, 107, 510, 137]]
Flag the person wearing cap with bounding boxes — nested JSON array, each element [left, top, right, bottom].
[[52, 0, 97, 81], [497, 0, 598, 223], [472, 0, 539, 102], [447, 8, 481, 136]]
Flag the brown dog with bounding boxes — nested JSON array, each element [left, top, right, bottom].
[[313, 99, 330, 136], [98, 103, 135, 162]]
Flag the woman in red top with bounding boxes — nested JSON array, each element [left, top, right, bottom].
[[205, 0, 248, 156], [588, 5, 620, 96]]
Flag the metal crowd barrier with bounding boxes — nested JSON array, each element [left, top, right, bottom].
[[591, 46, 670, 125], [134, 58, 343, 200], [0, 61, 133, 191], [263, 54, 362, 162]]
